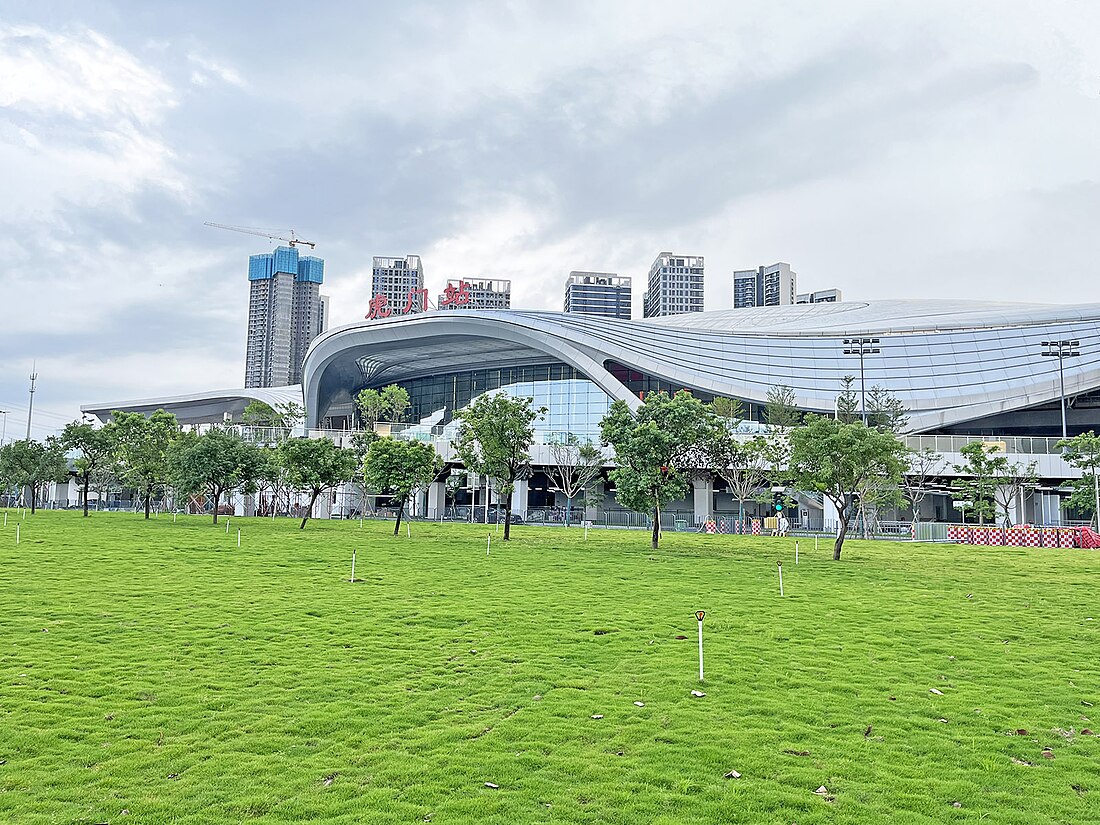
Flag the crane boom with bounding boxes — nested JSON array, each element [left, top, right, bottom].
[[204, 221, 316, 249]]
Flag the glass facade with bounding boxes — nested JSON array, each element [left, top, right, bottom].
[[379, 362, 614, 437]]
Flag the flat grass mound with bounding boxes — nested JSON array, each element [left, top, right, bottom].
[[0, 511, 1098, 824]]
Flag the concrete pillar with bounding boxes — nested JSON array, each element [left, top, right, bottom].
[[585, 483, 602, 522], [692, 477, 714, 524], [413, 488, 428, 517], [427, 481, 445, 519], [823, 495, 840, 534], [243, 493, 257, 517], [510, 478, 529, 519]]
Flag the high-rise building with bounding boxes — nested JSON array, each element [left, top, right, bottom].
[[245, 246, 328, 388], [372, 255, 425, 314], [437, 278, 511, 310], [796, 288, 843, 304], [564, 272, 632, 319], [642, 253, 704, 318], [732, 263, 798, 309]]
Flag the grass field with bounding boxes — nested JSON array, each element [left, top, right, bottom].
[[1, 511, 1098, 824]]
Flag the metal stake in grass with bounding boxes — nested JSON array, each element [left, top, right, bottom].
[[350, 550, 356, 583], [585, 520, 590, 541], [695, 610, 706, 681], [487, 534, 491, 556], [3, 512, 6, 527], [407, 523, 411, 539], [795, 541, 799, 565], [237, 528, 241, 548], [777, 560, 784, 597], [173, 512, 177, 524], [225, 519, 230, 534]]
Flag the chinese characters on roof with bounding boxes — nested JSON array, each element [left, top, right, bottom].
[[365, 281, 471, 320]]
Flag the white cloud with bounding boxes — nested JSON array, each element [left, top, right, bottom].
[[187, 52, 247, 88], [0, 24, 187, 221]]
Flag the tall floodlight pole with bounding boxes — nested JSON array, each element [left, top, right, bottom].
[[0, 409, 8, 446], [1040, 339, 1080, 439], [26, 365, 38, 441], [842, 338, 881, 424]]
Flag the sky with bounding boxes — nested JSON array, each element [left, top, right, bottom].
[[1, 0, 1099, 440]]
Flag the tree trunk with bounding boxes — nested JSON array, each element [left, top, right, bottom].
[[212, 489, 220, 524], [301, 488, 320, 529], [83, 473, 91, 517], [504, 507, 512, 541], [393, 498, 404, 536], [30, 484, 37, 514], [834, 515, 849, 560], [652, 504, 660, 550], [144, 492, 152, 520]]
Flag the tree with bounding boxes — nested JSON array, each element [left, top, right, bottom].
[[363, 437, 442, 535], [0, 438, 69, 513], [112, 409, 180, 519], [1057, 431, 1100, 528], [902, 447, 945, 532], [453, 393, 545, 541], [867, 385, 910, 434], [241, 400, 279, 426], [714, 436, 769, 525], [712, 397, 744, 424], [600, 390, 722, 550], [169, 428, 263, 524], [836, 376, 860, 423], [788, 415, 908, 560], [59, 420, 117, 517], [761, 384, 800, 486], [381, 385, 411, 424], [992, 458, 1038, 528], [274, 401, 305, 432], [950, 442, 1004, 526], [357, 389, 386, 429], [547, 434, 603, 526], [277, 437, 359, 529]]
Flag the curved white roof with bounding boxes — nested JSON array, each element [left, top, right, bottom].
[[302, 299, 1100, 434], [81, 385, 303, 425]]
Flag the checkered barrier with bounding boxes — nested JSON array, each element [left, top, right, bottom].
[[948, 525, 1082, 548]]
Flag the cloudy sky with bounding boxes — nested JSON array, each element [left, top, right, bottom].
[[1, 0, 1098, 439]]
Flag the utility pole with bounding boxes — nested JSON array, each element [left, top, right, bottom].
[[26, 365, 37, 441]]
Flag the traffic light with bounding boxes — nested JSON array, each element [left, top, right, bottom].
[[774, 492, 784, 512]]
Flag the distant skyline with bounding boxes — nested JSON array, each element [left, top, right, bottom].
[[2, 1, 1099, 438]]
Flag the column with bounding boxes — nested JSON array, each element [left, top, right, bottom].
[[510, 478, 529, 520], [413, 488, 428, 517], [426, 480, 445, 520], [823, 495, 840, 535], [692, 477, 714, 524]]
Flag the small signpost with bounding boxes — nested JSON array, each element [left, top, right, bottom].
[[695, 610, 706, 681], [777, 560, 784, 597]]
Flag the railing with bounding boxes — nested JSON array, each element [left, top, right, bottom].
[[903, 434, 1066, 455]]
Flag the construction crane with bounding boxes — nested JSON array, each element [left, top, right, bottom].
[[204, 221, 316, 249]]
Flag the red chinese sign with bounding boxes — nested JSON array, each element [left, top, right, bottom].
[[365, 288, 430, 320], [439, 281, 471, 308]]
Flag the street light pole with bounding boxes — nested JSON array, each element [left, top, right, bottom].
[[1040, 339, 1080, 439], [0, 409, 8, 447], [842, 338, 881, 424], [26, 366, 37, 441]]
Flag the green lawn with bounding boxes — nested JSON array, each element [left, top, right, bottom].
[[1, 511, 1098, 824]]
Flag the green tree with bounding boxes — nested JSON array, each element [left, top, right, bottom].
[[0, 438, 69, 513], [950, 442, 1005, 526], [712, 397, 744, 424], [762, 384, 800, 485], [600, 390, 722, 549], [363, 437, 442, 536], [112, 409, 180, 519], [277, 437, 359, 529], [711, 434, 769, 525], [902, 447, 944, 532], [867, 386, 910, 434], [836, 376, 860, 423], [788, 415, 908, 560], [59, 420, 117, 517], [357, 389, 386, 429], [169, 428, 263, 524], [547, 434, 604, 526], [241, 400, 279, 426], [992, 458, 1038, 528], [381, 385, 411, 424], [453, 393, 545, 541], [1057, 431, 1100, 528]]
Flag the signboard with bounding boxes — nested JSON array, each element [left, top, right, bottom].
[[364, 281, 474, 320]]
